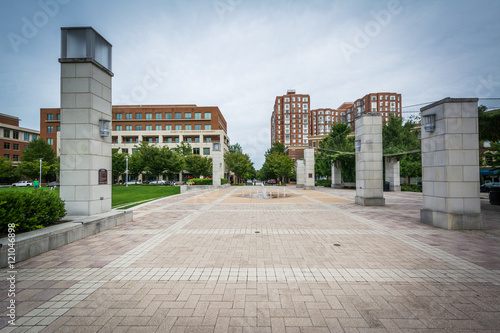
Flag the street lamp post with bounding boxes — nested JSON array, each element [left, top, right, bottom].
[[39, 158, 43, 187], [125, 155, 129, 187]]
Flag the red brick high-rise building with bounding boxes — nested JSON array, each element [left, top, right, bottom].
[[345, 92, 402, 130], [0, 113, 40, 166]]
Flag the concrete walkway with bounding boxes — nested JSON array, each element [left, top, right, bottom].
[[1, 186, 499, 332]]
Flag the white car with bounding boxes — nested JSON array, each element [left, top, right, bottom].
[[12, 180, 33, 187], [149, 180, 166, 185]]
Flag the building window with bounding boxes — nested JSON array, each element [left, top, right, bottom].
[[146, 113, 152, 120], [195, 112, 202, 119], [122, 148, 128, 154], [12, 131, 19, 139], [116, 113, 122, 120], [24, 133, 30, 141], [194, 137, 200, 143], [205, 137, 212, 143], [185, 113, 192, 120], [47, 114, 53, 120], [185, 137, 192, 143], [57, 114, 61, 120], [126, 113, 133, 120], [165, 112, 172, 119], [47, 138, 53, 145], [4, 154, 9, 159], [185, 125, 192, 130], [136, 113, 142, 120], [175, 113, 182, 120], [155, 113, 162, 120], [146, 125, 152, 131], [4, 129, 10, 138], [13, 144, 19, 151], [175, 137, 179, 143], [135, 125, 142, 130], [47, 126, 53, 134], [4, 142, 10, 149], [57, 126, 60, 132], [126, 125, 132, 131], [204, 112, 211, 120], [284, 98, 290, 102], [13, 155, 19, 161], [165, 125, 172, 130], [156, 125, 162, 131], [175, 125, 182, 130], [116, 125, 122, 131], [203, 147, 210, 155], [165, 137, 172, 143], [193, 148, 200, 155], [303, 97, 308, 102], [204, 125, 211, 130], [195, 124, 201, 130]]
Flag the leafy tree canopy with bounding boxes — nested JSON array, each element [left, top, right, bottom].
[[185, 154, 212, 178], [225, 143, 254, 183], [17, 138, 58, 180], [478, 106, 500, 142]]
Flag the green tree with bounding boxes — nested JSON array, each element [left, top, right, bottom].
[[225, 144, 254, 183], [173, 141, 193, 157], [17, 138, 58, 181], [265, 141, 286, 156], [478, 106, 500, 142], [185, 154, 212, 178], [382, 115, 421, 178], [0, 157, 18, 183], [261, 152, 295, 183], [316, 123, 355, 182], [112, 149, 127, 183]]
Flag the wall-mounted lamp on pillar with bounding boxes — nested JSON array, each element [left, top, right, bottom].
[[423, 114, 436, 132], [99, 119, 111, 137], [355, 139, 361, 152], [213, 142, 221, 152]]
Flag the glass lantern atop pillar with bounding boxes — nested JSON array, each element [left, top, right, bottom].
[[60, 27, 112, 74]]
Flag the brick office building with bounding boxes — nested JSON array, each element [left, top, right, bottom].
[[346, 92, 402, 130], [0, 113, 40, 166], [40, 105, 230, 179]]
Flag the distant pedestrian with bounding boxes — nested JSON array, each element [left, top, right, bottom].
[[33, 178, 39, 189]]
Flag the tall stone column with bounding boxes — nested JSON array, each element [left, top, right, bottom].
[[331, 161, 342, 188], [355, 113, 385, 206], [212, 143, 222, 186], [59, 27, 113, 216], [304, 148, 315, 190], [420, 98, 482, 229], [296, 160, 305, 188], [385, 157, 401, 191]]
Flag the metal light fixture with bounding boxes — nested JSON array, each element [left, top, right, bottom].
[[99, 119, 111, 137], [423, 114, 436, 132], [213, 142, 221, 152], [355, 139, 361, 152]]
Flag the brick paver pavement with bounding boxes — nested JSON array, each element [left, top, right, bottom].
[[1, 186, 499, 332]]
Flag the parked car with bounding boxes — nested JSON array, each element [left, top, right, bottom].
[[480, 182, 500, 193], [125, 180, 142, 185], [149, 180, 166, 185], [12, 180, 33, 187], [267, 179, 276, 184]]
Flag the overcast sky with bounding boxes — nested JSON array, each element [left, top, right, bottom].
[[1, 0, 499, 168]]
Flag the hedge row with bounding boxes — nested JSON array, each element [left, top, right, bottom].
[[315, 179, 332, 187], [401, 184, 422, 192], [188, 178, 228, 185], [0, 191, 66, 234]]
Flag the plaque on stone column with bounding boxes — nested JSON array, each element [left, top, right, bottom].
[[99, 169, 107, 184]]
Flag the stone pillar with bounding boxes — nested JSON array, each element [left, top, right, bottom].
[[331, 161, 342, 188], [355, 113, 385, 206], [385, 157, 401, 191], [304, 148, 315, 190], [59, 27, 113, 216], [420, 98, 482, 229], [296, 159, 305, 188], [212, 147, 222, 187]]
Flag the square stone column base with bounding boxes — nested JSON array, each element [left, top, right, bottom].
[[332, 184, 342, 189], [304, 186, 315, 190], [421, 209, 483, 230], [355, 196, 385, 206], [390, 185, 401, 192], [296, 184, 304, 188]]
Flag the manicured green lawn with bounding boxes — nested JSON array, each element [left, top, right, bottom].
[[112, 185, 180, 209], [0, 185, 180, 209]]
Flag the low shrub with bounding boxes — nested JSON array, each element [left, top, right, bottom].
[[189, 178, 228, 185], [0, 191, 66, 234], [401, 184, 422, 192], [315, 179, 332, 187]]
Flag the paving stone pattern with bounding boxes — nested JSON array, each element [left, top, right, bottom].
[[1, 187, 499, 332]]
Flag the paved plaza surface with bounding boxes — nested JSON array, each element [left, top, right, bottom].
[[1, 186, 500, 332]]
